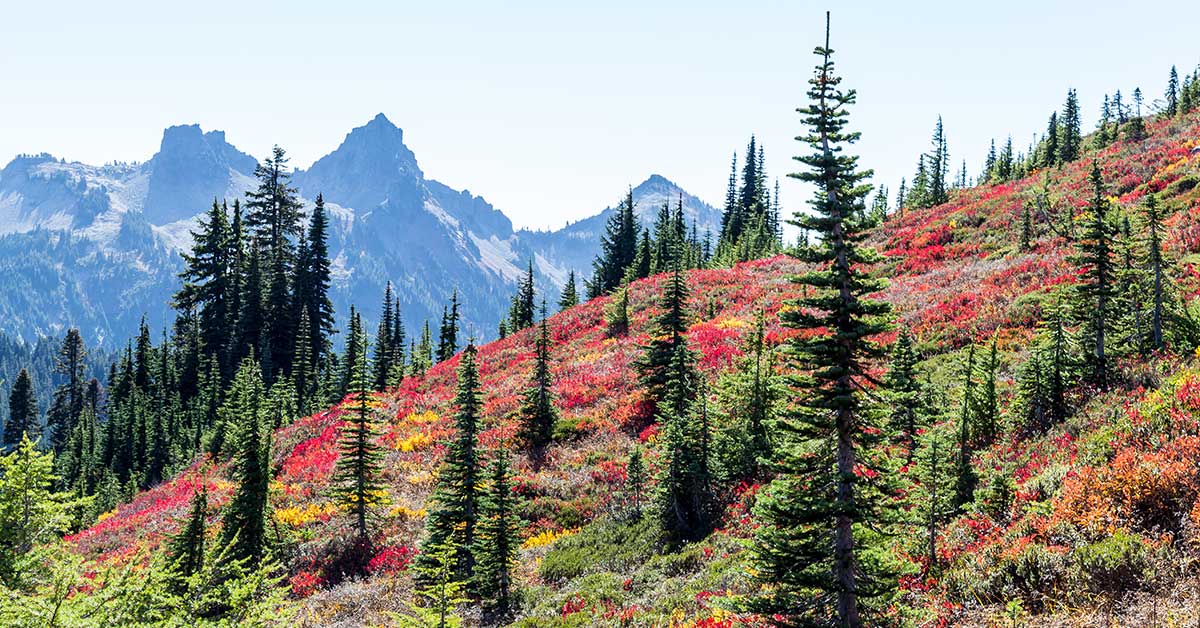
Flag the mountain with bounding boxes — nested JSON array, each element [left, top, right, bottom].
[[0, 115, 718, 346], [519, 174, 721, 284]]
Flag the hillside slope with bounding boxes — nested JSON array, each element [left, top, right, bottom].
[[64, 110, 1200, 626]]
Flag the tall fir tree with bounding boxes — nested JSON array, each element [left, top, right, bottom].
[[654, 341, 713, 545], [295, 194, 336, 371], [928, 116, 950, 206], [558, 271, 579, 310], [473, 453, 521, 615], [635, 267, 691, 419], [417, 343, 484, 583], [3, 368, 39, 448], [437, 290, 461, 362], [175, 200, 235, 377], [47, 329, 87, 453], [509, 262, 537, 332], [887, 330, 923, 458], [1043, 111, 1060, 167], [1145, 194, 1167, 350], [1058, 89, 1082, 164], [168, 487, 208, 581], [218, 358, 270, 566], [519, 306, 557, 463], [373, 282, 397, 390], [1166, 66, 1180, 117], [953, 345, 977, 509], [293, 308, 314, 416], [332, 368, 383, 543], [244, 146, 304, 381], [742, 14, 895, 625], [588, 189, 639, 297], [1075, 162, 1115, 389]]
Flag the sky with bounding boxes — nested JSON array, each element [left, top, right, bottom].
[[3, 1, 1200, 231]]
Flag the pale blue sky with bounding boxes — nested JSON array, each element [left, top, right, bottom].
[[3, 1, 1198, 230]]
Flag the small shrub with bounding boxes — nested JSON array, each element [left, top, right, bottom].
[[1072, 529, 1150, 596], [540, 516, 660, 583]]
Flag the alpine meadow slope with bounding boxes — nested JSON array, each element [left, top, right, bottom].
[[46, 103, 1200, 625]]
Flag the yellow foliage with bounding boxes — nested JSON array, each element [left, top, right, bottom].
[[521, 527, 579, 550], [715, 317, 746, 330], [275, 502, 339, 527], [396, 431, 433, 452], [402, 410, 440, 425], [388, 504, 427, 520]]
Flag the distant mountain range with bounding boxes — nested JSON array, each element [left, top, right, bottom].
[[0, 114, 720, 347]]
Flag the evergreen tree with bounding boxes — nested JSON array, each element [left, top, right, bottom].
[[473, 453, 520, 615], [509, 261, 537, 332], [1075, 162, 1114, 389], [605, 286, 630, 338], [625, 228, 652, 283], [909, 154, 929, 207], [410, 322, 434, 378], [625, 447, 646, 518], [134, 317, 153, 392], [1045, 310, 1072, 426], [714, 308, 779, 480], [293, 308, 314, 416], [719, 152, 742, 248], [654, 342, 713, 545], [982, 140, 997, 182], [410, 539, 467, 628], [1020, 201, 1035, 251], [3, 369, 39, 448], [742, 15, 895, 625], [218, 358, 270, 566], [887, 330, 923, 457], [953, 345, 977, 509], [333, 369, 383, 543], [928, 116, 950, 206], [373, 282, 397, 389], [236, 246, 266, 369], [1126, 88, 1147, 141], [175, 200, 235, 377], [0, 437, 79, 583], [912, 425, 954, 569], [652, 201, 676, 273], [339, 306, 366, 400], [558, 271, 578, 310], [295, 194, 336, 369], [1043, 111, 1059, 167], [1058, 89, 1082, 163], [1166, 66, 1180, 117], [417, 343, 483, 582], [996, 136, 1015, 182], [46, 329, 87, 453], [588, 189, 639, 296], [1145, 194, 1167, 350], [519, 307, 557, 463], [635, 267, 691, 418], [244, 146, 304, 380], [975, 337, 999, 446], [168, 487, 208, 581], [437, 290, 461, 362], [388, 294, 407, 387]]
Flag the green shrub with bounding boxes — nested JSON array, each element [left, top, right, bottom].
[[1072, 529, 1150, 596], [539, 516, 660, 583]]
